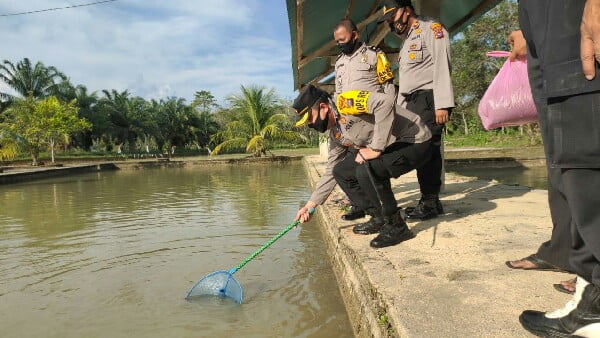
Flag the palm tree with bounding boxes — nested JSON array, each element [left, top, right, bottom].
[[0, 58, 66, 100], [97, 89, 149, 150], [211, 85, 306, 157]]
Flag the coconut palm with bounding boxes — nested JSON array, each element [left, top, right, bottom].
[[211, 85, 306, 157], [0, 58, 66, 100]]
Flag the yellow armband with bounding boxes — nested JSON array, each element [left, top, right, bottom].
[[376, 52, 394, 84], [337, 90, 372, 115]]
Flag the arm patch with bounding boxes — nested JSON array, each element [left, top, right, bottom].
[[376, 52, 394, 84], [431, 23, 445, 39], [337, 90, 372, 115]]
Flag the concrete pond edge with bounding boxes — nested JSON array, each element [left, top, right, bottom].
[[303, 157, 404, 338]]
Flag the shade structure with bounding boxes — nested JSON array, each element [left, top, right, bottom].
[[286, 0, 502, 91]]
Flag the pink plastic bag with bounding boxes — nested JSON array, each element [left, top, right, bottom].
[[478, 51, 538, 130]]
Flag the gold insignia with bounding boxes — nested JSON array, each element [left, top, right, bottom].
[[410, 43, 417, 50], [335, 132, 342, 140], [409, 52, 417, 60], [431, 23, 445, 39], [339, 116, 347, 125], [415, 28, 422, 34], [361, 54, 367, 62], [294, 110, 310, 127], [413, 20, 420, 28], [383, 6, 396, 15]]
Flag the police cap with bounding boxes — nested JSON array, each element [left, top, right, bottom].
[[293, 85, 327, 127], [379, 0, 413, 22]]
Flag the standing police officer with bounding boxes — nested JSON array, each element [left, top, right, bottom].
[[381, 0, 455, 220], [331, 18, 397, 226]]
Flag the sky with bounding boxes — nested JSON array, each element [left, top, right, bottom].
[[0, 0, 296, 104]]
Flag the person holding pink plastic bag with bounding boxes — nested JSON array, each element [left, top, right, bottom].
[[478, 51, 538, 130], [510, 1, 600, 336]]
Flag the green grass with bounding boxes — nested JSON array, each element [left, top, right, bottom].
[[445, 131, 541, 148]]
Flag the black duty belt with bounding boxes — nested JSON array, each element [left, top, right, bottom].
[[403, 89, 433, 102]]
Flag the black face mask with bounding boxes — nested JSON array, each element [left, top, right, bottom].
[[308, 109, 329, 133], [389, 9, 409, 35], [337, 37, 359, 55]]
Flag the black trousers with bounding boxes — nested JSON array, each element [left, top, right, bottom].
[[562, 167, 600, 285], [521, 4, 600, 279], [532, 103, 573, 271], [404, 90, 444, 198], [332, 148, 373, 212], [356, 141, 432, 217]]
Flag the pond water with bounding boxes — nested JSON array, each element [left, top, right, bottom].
[[0, 164, 352, 338]]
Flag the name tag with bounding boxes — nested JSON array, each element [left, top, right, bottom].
[[337, 90, 372, 115]]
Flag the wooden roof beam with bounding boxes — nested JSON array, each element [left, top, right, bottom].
[[295, 0, 305, 90], [448, 0, 497, 32], [298, 9, 384, 69]]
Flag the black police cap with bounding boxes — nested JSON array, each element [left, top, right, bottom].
[[293, 85, 327, 127], [380, 0, 413, 22]]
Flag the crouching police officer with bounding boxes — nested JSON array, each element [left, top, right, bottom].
[[294, 85, 432, 248], [332, 18, 396, 222], [381, 0, 455, 220]]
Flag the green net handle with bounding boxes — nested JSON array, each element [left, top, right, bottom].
[[229, 208, 315, 274]]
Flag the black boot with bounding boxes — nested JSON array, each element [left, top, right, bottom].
[[352, 216, 384, 235], [406, 197, 443, 221], [341, 206, 366, 221], [519, 277, 600, 337], [370, 210, 415, 248]]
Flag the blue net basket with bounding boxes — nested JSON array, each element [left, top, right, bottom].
[[186, 270, 243, 304]]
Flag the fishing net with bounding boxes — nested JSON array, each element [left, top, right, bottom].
[[185, 270, 243, 304]]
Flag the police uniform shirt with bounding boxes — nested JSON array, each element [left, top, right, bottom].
[[309, 91, 433, 205], [308, 123, 347, 206], [397, 18, 455, 110], [336, 90, 431, 148], [335, 42, 396, 101]]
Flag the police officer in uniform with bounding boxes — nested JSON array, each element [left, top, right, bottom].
[[294, 85, 433, 248], [331, 18, 397, 224], [381, 0, 455, 220]]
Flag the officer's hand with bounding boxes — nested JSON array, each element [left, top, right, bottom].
[[435, 109, 449, 125], [355, 148, 381, 164], [295, 201, 317, 224], [581, 0, 600, 80], [508, 30, 527, 61]]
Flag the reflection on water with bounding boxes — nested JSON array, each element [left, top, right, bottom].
[[448, 165, 548, 190], [0, 164, 352, 338]]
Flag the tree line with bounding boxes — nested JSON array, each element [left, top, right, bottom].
[[0, 59, 317, 164], [448, 0, 540, 144], [0, 0, 536, 164]]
